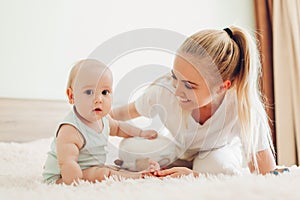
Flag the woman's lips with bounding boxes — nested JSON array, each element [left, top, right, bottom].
[[177, 96, 191, 103]]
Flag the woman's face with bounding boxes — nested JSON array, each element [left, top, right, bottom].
[[172, 55, 216, 111]]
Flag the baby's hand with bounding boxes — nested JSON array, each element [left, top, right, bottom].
[[140, 130, 158, 139], [148, 159, 160, 172], [140, 159, 160, 178]]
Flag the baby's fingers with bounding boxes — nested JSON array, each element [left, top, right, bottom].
[[142, 130, 158, 139], [149, 160, 160, 170], [150, 133, 158, 139]]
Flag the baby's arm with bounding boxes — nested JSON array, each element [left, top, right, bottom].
[[108, 115, 157, 139], [56, 125, 84, 185], [110, 102, 140, 121]]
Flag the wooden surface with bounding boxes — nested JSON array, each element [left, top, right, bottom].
[[0, 98, 70, 142]]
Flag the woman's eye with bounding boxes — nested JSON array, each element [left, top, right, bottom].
[[184, 83, 193, 89], [84, 90, 94, 95], [171, 74, 177, 80], [102, 90, 110, 95]]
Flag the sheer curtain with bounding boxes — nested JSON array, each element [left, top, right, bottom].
[[254, 0, 300, 166]]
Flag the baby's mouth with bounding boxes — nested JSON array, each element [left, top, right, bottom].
[[93, 108, 102, 112]]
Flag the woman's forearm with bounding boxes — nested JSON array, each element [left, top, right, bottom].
[[248, 149, 276, 174]]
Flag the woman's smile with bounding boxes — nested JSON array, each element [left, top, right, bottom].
[[177, 96, 191, 103]]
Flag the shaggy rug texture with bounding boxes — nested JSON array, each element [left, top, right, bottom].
[[0, 138, 299, 200]]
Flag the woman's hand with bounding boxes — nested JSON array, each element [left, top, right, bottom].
[[270, 167, 290, 175], [140, 130, 158, 139], [154, 167, 199, 178]]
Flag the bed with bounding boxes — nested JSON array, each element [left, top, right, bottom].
[[0, 98, 299, 200]]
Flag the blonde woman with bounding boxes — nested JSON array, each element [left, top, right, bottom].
[[111, 26, 278, 177]]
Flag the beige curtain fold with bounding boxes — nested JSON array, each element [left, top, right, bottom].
[[253, 0, 276, 150], [273, 0, 300, 165]]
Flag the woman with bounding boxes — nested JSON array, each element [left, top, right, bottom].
[[111, 26, 277, 177]]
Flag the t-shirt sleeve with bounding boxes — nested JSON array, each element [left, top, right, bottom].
[[134, 85, 162, 118], [234, 120, 271, 153], [255, 122, 272, 152]]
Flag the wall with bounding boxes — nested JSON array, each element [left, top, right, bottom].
[[0, 0, 255, 103]]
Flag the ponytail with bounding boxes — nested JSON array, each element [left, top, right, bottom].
[[230, 26, 274, 171]]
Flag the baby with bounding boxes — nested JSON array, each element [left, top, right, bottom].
[[43, 59, 159, 185]]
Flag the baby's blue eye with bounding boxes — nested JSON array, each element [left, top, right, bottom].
[[84, 90, 94, 95], [102, 90, 110, 95]]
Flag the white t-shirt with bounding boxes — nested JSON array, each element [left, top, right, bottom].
[[135, 75, 270, 160]]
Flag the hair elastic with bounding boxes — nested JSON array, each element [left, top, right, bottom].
[[223, 28, 233, 38]]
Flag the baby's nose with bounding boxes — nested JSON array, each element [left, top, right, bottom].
[[94, 94, 103, 103]]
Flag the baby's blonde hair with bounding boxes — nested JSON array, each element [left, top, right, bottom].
[[178, 26, 274, 172], [66, 59, 108, 90]]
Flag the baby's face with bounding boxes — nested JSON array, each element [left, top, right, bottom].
[[72, 64, 113, 123]]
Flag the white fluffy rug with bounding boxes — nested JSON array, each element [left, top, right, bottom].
[[0, 138, 300, 200]]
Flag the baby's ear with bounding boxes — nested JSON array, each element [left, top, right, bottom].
[[66, 88, 74, 104], [114, 159, 124, 166]]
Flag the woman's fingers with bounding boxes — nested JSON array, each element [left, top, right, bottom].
[[155, 167, 195, 177], [143, 167, 196, 178], [156, 168, 175, 176], [155, 171, 181, 178], [169, 173, 182, 178]]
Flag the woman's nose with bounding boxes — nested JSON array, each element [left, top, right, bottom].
[[174, 82, 183, 96]]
